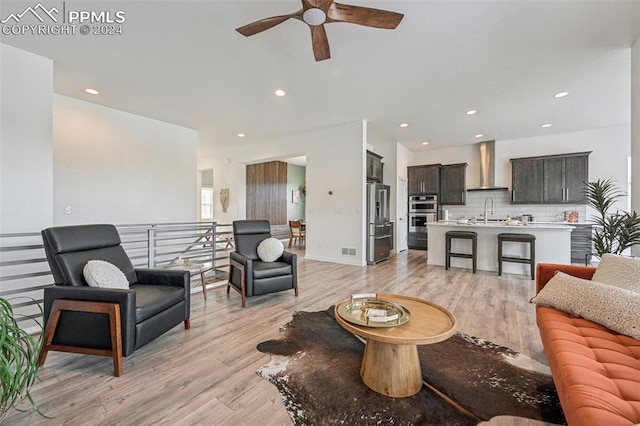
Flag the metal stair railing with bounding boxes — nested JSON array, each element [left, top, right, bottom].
[[0, 221, 235, 331]]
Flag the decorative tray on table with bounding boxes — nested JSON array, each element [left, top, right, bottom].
[[336, 293, 411, 328]]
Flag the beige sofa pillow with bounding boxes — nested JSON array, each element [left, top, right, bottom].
[[592, 253, 640, 292], [531, 271, 640, 339]]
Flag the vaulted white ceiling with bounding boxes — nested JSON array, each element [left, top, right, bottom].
[[2, 0, 639, 157]]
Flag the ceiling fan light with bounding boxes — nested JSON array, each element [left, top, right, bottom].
[[303, 8, 327, 26]]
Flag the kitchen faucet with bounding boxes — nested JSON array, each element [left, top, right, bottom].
[[483, 197, 494, 225]]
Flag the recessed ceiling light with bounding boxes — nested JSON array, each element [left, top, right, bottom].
[[421, 142, 429, 145], [466, 110, 477, 115], [399, 123, 409, 128], [237, 133, 245, 137], [85, 88, 99, 95], [274, 89, 286, 97], [554, 91, 568, 98], [475, 134, 483, 138], [541, 123, 552, 128]]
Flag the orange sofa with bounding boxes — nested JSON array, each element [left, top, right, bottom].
[[536, 263, 640, 426]]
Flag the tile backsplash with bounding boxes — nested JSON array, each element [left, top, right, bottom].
[[442, 190, 587, 223]]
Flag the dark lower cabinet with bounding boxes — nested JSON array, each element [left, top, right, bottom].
[[571, 224, 592, 265], [408, 232, 427, 250]]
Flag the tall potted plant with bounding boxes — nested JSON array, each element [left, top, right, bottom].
[[0, 297, 43, 422], [585, 178, 640, 257]]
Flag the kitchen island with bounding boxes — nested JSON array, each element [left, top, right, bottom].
[[428, 221, 574, 276]]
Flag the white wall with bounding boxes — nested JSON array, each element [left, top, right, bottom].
[[53, 95, 198, 225], [198, 120, 367, 265], [0, 44, 53, 233], [632, 38, 640, 256]]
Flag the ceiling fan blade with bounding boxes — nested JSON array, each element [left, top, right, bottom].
[[303, 0, 335, 12], [310, 25, 331, 61], [236, 14, 298, 37], [327, 3, 403, 29]]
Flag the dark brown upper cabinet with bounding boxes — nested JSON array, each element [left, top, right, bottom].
[[511, 152, 590, 205], [408, 164, 441, 195], [440, 163, 467, 205], [511, 158, 544, 204], [367, 151, 384, 183]]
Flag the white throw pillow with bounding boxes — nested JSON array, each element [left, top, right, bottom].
[[531, 271, 640, 339], [83, 260, 129, 289], [592, 253, 640, 292], [257, 238, 284, 262]]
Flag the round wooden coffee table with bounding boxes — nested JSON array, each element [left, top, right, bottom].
[[335, 293, 457, 398]]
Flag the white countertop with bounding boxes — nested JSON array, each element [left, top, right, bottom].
[[428, 220, 573, 273], [430, 220, 575, 230]]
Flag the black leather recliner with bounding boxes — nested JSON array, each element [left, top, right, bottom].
[[227, 220, 298, 307], [40, 224, 190, 376]]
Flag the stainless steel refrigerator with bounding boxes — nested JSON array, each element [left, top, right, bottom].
[[367, 183, 392, 265]]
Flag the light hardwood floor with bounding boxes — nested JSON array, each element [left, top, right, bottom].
[[6, 249, 547, 425]]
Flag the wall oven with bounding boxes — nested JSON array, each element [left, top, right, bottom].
[[409, 213, 437, 233], [409, 195, 437, 213]]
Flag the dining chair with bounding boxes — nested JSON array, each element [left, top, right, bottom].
[[288, 220, 305, 248]]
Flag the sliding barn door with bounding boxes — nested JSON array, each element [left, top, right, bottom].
[[246, 161, 287, 225]]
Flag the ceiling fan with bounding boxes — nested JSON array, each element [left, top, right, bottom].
[[236, 0, 404, 62]]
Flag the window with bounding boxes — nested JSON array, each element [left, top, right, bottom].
[[628, 156, 632, 212], [201, 187, 214, 220], [199, 168, 214, 220]]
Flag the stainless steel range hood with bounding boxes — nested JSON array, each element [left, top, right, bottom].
[[467, 140, 509, 191]]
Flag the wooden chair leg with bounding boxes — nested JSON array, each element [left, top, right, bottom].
[[228, 258, 247, 307], [240, 264, 247, 308], [184, 319, 191, 329], [39, 306, 63, 367], [39, 299, 123, 377], [200, 271, 207, 300], [107, 305, 123, 377]]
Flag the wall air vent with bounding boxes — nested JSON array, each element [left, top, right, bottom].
[[341, 248, 357, 256]]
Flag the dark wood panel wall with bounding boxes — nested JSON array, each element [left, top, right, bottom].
[[246, 161, 288, 225]]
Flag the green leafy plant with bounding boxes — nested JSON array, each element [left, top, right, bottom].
[[0, 297, 44, 422], [586, 178, 640, 257]]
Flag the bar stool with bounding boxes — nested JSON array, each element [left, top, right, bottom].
[[445, 231, 477, 273], [497, 233, 536, 280]]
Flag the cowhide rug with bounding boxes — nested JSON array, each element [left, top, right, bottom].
[[257, 308, 565, 426]]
